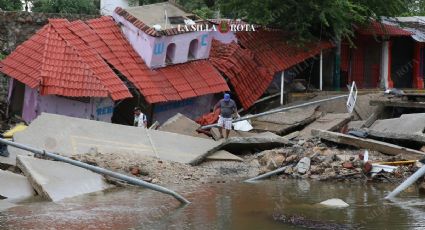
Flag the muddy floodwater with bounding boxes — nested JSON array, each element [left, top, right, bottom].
[[1, 180, 425, 229]]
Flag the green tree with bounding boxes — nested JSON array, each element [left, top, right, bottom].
[[0, 0, 22, 11], [32, 0, 99, 14], [219, 0, 411, 42]]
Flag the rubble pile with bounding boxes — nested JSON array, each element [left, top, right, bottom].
[[254, 138, 423, 183]]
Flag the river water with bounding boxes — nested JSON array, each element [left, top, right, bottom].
[[1, 180, 425, 229]]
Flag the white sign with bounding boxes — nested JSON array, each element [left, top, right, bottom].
[[346, 81, 357, 113]]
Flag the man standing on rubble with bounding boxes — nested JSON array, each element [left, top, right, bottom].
[[214, 93, 239, 139], [134, 107, 147, 128]]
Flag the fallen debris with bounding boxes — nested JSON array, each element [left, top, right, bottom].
[[16, 155, 111, 202], [0, 169, 35, 201], [370, 94, 425, 108], [361, 113, 425, 145], [319, 198, 349, 208], [296, 157, 311, 174], [298, 113, 352, 140], [252, 105, 320, 135], [311, 129, 425, 159], [191, 135, 290, 165], [158, 113, 209, 139], [206, 150, 243, 162], [10, 113, 221, 165]]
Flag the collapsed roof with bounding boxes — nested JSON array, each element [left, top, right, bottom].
[[0, 16, 229, 103]]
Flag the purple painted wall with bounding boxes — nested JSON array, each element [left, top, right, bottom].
[[21, 86, 114, 123], [112, 12, 237, 68]]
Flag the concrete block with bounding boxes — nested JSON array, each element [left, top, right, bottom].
[[16, 155, 110, 202], [0, 169, 35, 201], [10, 113, 221, 165]]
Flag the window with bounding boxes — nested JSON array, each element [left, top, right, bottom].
[[188, 39, 198, 59], [166, 43, 176, 64]]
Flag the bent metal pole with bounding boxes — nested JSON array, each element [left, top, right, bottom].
[[0, 138, 190, 204], [201, 94, 348, 130], [385, 165, 425, 200]]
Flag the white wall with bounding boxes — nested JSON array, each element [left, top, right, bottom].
[[101, 0, 131, 16]]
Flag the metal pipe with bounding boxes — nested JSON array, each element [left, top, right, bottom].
[[320, 50, 323, 91], [0, 138, 190, 204], [280, 71, 285, 105], [201, 94, 348, 129], [245, 164, 294, 182], [385, 165, 425, 200]]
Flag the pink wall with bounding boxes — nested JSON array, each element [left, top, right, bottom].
[[113, 12, 224, 68], [21, 86, 114, 123]]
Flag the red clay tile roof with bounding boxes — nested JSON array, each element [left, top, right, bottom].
[[85, 17, 228, 103], [210, 40, 272, 109], [356, 21, 412, 36], [114, 7, 211, 37], [236, 30, 335, 74], [1, 16, 228, 104], [0, 20, 132, 100]]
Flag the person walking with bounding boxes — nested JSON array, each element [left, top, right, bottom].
[[134, 107, 147, 128], [214, 93, 238, 139]]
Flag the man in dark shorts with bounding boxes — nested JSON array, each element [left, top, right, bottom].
[[214, 93, 239, 139]]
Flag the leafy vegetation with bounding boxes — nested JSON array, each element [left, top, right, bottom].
[[31, 0, 99, 14], [0, 0, 23, 11]]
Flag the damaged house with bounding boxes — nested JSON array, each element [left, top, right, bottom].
[[1, 1, 336, 125]]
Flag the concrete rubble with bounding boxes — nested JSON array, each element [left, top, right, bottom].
[[206, 150, 243, 162], [251, 105, 321, 135], [10, 113, 221, 165], [158, 113, 209, 139], [312, 129, 425, 159], [16, 155, 111, 202], [298, 113, 352, 140], [0, 169, 35, 201], [3, 92, 425, 208], [360, 113, 425, 145]]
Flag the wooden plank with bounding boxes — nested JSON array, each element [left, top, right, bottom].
[[311, 129, 425, 159]]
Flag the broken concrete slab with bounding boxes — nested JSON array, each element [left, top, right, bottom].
[[158, 113, 209, 139], [353, 93, 380, 120], [370, 95, 425, 108], [190, 135, 291, 165], [283, 131, 299, 140], [210, 127, 259, 140], [0, 169, 35, 201], [16, 155, 110, 202], [311, 129, 425, 159], [363, 113, 425, 145], [252, 106, 321, 135], [0, 151, 33, 168], [0, 200, 18, 211], [206, 150, 243, 162], [10, 113, 221, 165], [298, 113, 352, 140], [347, 121, 365, 131]]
